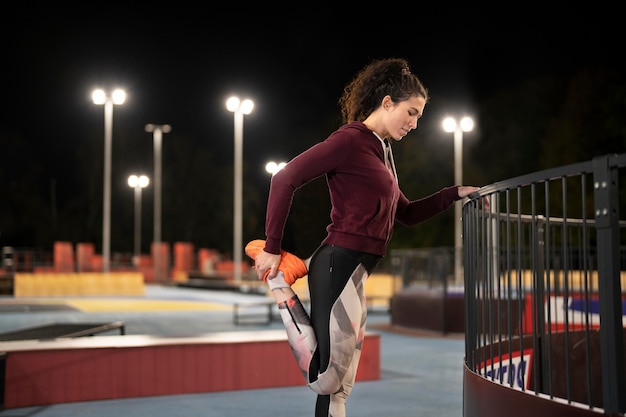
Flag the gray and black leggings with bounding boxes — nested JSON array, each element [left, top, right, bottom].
[[276, 244, 380, 417]]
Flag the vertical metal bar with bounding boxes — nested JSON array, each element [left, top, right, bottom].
[[580, 173, 596, 407], [543, 182, 553, 398], [561, 176, 573, 402], [516, 188, 526, 390], [531, 183, 545, 394], [463, 199, 475, 368]]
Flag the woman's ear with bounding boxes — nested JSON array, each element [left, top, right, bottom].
[[382, 95, 393, 110]]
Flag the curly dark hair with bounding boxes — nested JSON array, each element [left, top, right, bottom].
[[338, 58, 429, 124]]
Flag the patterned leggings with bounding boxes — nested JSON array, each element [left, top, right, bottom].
[[273, 244, 380, 417]]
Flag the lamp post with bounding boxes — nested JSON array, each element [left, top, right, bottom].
[[226, 96, 254, 282], [265, 161, 287, 176], [145, 124, 171, 282], [127, 175, 150, 262], [442, 116, 474, 285], [92, 88, 126, 273]]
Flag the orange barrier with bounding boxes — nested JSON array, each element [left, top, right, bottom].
[[76, 243, 95, 272], [171, 242, 193, 282], [198, 248, 220, 274], [53, 241, 74, 272], [150, 242, 170, 282]]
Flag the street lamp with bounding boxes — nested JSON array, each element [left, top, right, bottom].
[[226, 96, 254, 282], [145, 124, 171, 282], [92, 88, 126, 273], [265, 161, 287, 176], [127, 175, 150, 262], [442, 116, 474, 286]]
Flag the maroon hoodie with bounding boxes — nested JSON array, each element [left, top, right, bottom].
[[264, 121, 459, 256]]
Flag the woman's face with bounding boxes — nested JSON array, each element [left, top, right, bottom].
[[386, 95, 426, 141]]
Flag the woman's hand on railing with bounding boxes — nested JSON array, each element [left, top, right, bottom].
[[459, 186, 489, 210]]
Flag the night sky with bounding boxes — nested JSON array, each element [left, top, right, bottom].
[[5, 11, 619, 159], [2, 8, 624, 254]]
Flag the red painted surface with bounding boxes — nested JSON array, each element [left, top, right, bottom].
[[4, 333, 380, 408]]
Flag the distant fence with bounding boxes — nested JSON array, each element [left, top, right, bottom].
[[463, 153, 626, 416], [389, 247, 454, 289]]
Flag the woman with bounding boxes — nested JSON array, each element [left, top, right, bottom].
[[246, 57, 482, 417]]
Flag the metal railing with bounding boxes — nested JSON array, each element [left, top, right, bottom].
[[463, 153, 626, 414]]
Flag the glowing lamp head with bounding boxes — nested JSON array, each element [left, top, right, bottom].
[[226, 96, 254, 114], [128, 175, 149, 188]]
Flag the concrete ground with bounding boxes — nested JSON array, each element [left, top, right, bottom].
[[0, 284, 465, 417]]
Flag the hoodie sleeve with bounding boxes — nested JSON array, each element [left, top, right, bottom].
[[394, 186, 460, 226], [263, 131, 351, 254]]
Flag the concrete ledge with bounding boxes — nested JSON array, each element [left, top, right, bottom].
[[2, 330, 380, 408], [390, 287, 464, 333], [13, 273, 145, 297]]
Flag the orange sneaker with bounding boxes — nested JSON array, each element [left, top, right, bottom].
[[245, 239, 308, 285]]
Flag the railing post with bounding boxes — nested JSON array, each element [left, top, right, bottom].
[[463, 200, 479, 369], [592, 154, 625, 414]]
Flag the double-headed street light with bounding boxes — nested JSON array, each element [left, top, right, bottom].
[[265, 161, 287, 176], [145, 124, 171, 282], [92, 88, 126, 273], [128, 175, 150, 261], [442, 116, 474, 285], [226, 96, 254, 282]]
